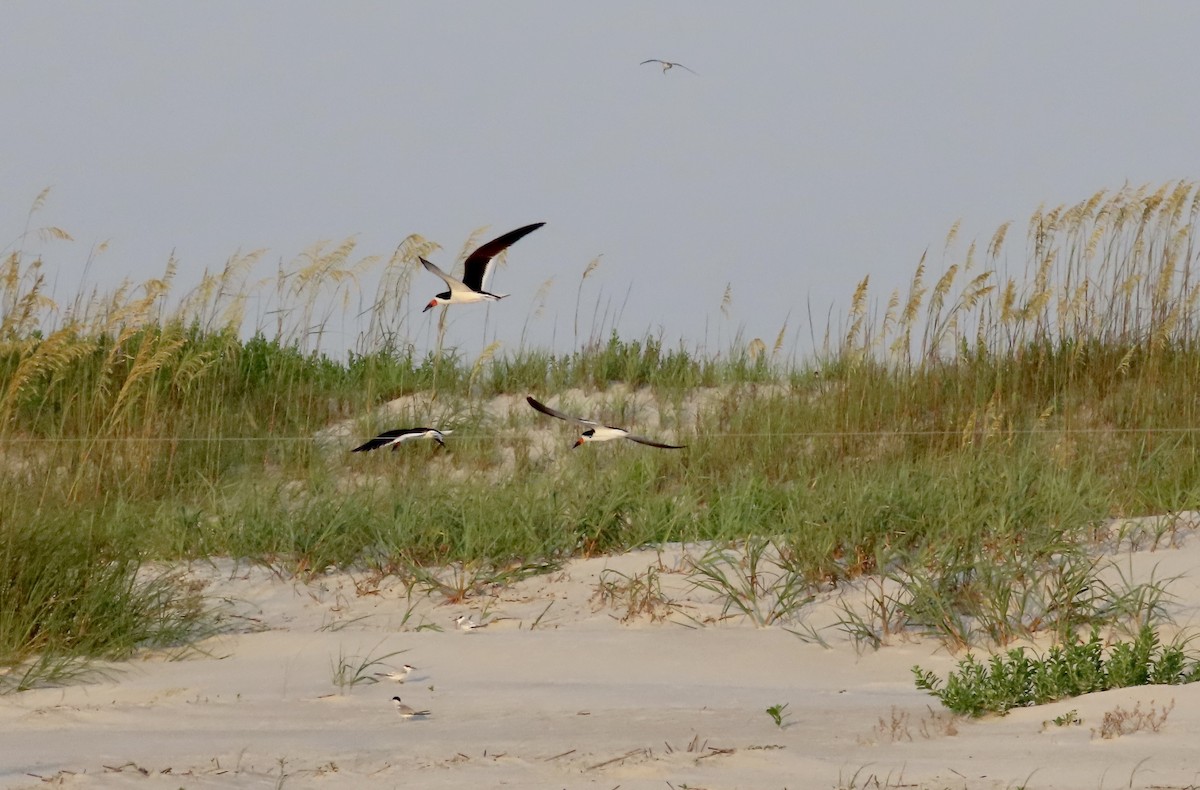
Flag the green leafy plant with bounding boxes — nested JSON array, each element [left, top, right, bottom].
[[914, 626, 1200, 716], [1047, 709, 1081, 727], [765, 702, 790, 728]]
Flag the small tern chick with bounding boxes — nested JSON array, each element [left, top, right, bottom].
[[392, 696, 431, 719]]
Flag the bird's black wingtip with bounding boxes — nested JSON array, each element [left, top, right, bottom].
[[509, 221, 546, 238], [526, 395, 555, 417], [510, 221, 546, 237]]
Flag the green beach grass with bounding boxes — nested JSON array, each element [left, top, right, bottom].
[[4, 181, 1200, 689]]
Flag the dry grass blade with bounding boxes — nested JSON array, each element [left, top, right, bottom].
[[0, 327, 93, 428], [468, 340, 502, 392], [592, 566, 675, 622], [843, 275, 870, 359], [30, 186, 52, 214], [531, 276, 555, 319], [944, 218, 962, 252], [772, 317, 789, 356], [986, 221, 1011, 260], [574, 255, 603, 346]]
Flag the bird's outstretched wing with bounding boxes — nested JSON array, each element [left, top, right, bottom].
[[462, 222, 545, 292], [351, 431, 407, 452], [420, 257, 471, 295], [625, 434, 686, 450], [640, 59, 698, 75], [526, 396, 598, 427], [351, 428, 446, 452]]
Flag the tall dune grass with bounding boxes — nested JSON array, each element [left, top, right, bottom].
[[4, 181, 1200, 681]]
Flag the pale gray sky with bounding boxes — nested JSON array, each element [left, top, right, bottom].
[[4, 3, 1199, 358]]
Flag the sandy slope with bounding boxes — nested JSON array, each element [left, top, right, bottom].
[[3, 520, 1200, 790]]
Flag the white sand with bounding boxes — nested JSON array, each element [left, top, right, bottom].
[[4, 519, 1200, 789]]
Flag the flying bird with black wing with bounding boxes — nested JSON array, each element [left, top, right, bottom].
[[351, 428, 450, 452], [420, 222, 545, 312], [527, 396, 685, 449]]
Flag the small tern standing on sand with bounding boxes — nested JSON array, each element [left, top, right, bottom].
[[526, 396, 686, 449], [640, 59, 698, 75], [455, 615, 488, 632], [420, 222, 545, 312], [351, 428, 450, 452], [374, 664, 416, 683], [392, 696, 431, 719]]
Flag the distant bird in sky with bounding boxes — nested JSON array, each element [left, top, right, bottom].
[[374, 664, 417, 683], [420, 222, 545, 312], [351, 428, 450, 452], [392, 696, 431, 719], [526, 396, 686, 449], [640, 59, 697, 75]]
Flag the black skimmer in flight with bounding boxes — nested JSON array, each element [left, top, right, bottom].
[[352, 428, 450, 452], [391, 696, 431, 719], [640, 59, 697, 75], [526, 396, 686, 449], [420, 222, 545, 312]]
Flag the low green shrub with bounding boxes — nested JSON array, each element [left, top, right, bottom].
[[913, 626, 1200, 716]]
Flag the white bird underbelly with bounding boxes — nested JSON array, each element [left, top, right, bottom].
[[584, 426, 630, 443]]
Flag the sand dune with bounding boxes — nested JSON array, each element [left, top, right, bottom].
[[3, 524, 1200, 789]]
